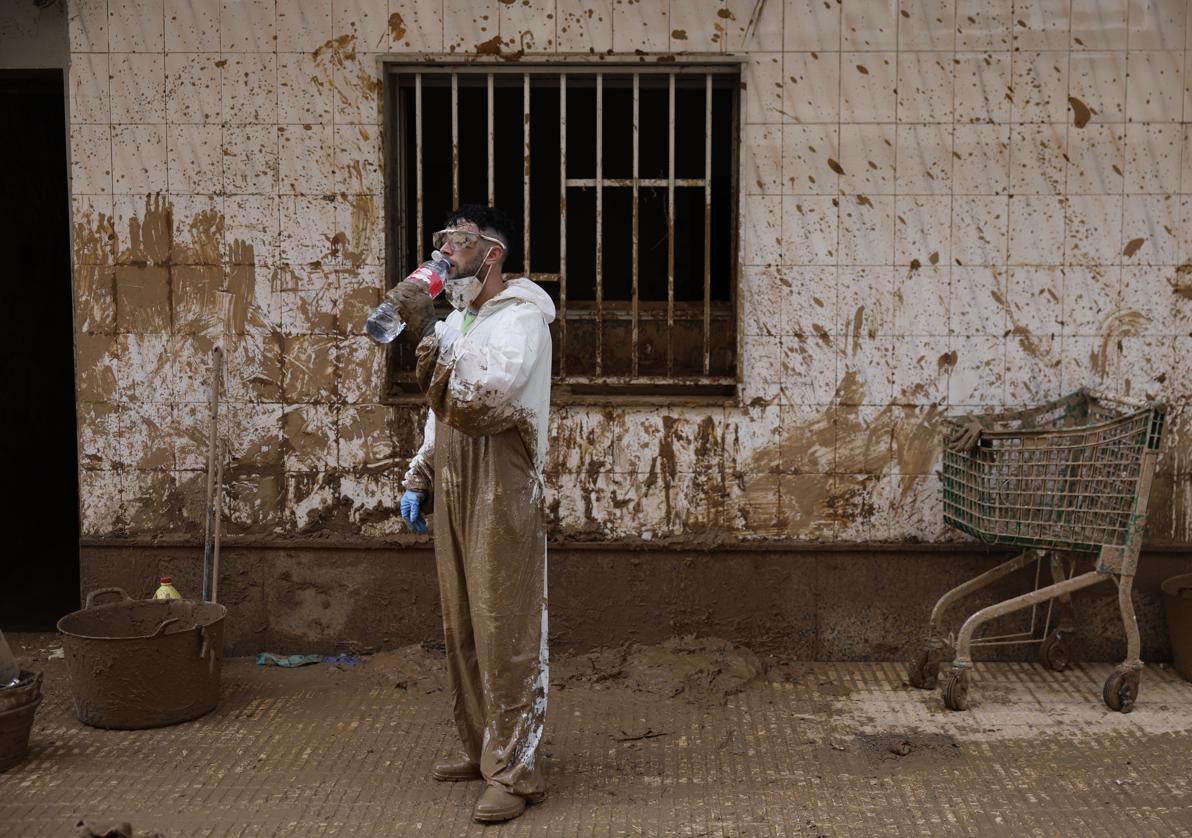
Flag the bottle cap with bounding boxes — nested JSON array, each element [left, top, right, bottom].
[[160, 576, 172, 584]]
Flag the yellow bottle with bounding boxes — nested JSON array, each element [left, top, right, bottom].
[[153, 576, 182, 600]]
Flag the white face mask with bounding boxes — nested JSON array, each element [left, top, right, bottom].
[[444, 249, 494, 312]]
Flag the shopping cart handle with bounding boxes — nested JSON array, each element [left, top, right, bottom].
[[945, 418, 984, 453]]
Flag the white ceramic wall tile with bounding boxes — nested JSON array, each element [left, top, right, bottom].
[[950, 195, 1009, 265], [1122, 265, 1178, 333], [782, 124, 840, 195], [838, 266, 894, 338], [1121, 194, 1180, 265], [783, 334, 837, 404], [744, 124, 783, 194], [1070, 0, 1129, 50], [891, 335, 950, 405], [222, 53, 278, 124], [1066, 50, 1126, 124], [895, 195, 952, 266], [1007, 266, 1063, 335], [1128, 0, 1187, 49], [69, 53, 110, 124], [672, 0, 724, 52], [610, 0, 668, 53], [222, 125, 279, 194], [724, 0, 785, 52], [1004, 334, 1062, 405], [1125, 51, 1184, 122], [955, 0, 1012, 50], [281, 196, 339, 266], [837, 337, 894, 404], [1065, 193, 1125, 265], [165, 53, 221, 124], [500, 0, 557, 52], [948, 334, 1004, 405], [224, 194, 279, 265], [164, 0, 218, 51], [1007, 194, 1066, 265], [70, 0, 109, 52], [278, 122, 336, 195], [110, 53, 166, 123], [840, 52, 896, 122], [333, 194, 384, 266], [898, 0, 956, 51], [1124, 122, 1182, 192], [167, 124, 223, 194], [277, 52, 333, 124], [387, 0, 445, 51], [894, 123, 954, 194], [1009, 123, 1068, 195], [837, 123, 896, 194], [220, 0, 276, 51], [784, 0, 842, 52], [555, 0, 612, 54], [1065, 123, 1126, 193], [951, 123, 1010, 193], [1117, 336, 1174, 401], [112, 124, 168, 193], [950, 266, 1008, 335], [896, 51, 955, 123], [739, 265, 782, 337], [1062, 265, 1120, 335], [1010, 0, 1071, 50], [109, 0, 164, 52], [838, 193, 895, 264], [784, 266, 838, 335], [333, 0, 390, 50], [1062, 334, 1120, 391], [739, 334, 783, 403], [893, 265, 949, 334], [841, 0, 899, 51], [332, 51, 383, 125], [277, 0, 333, 52], [953, 51, 1011, 124], [782, 195, 838, 265], [742, 194, 783, 266], [1012, 50, 1071, 123], [783, 52, 840, 124], [334, 123, 385, 194]]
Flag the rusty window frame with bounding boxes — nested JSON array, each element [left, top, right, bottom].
[[382, 62, 740, 404]]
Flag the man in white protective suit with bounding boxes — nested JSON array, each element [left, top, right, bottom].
[[394, 205, 554, 824]]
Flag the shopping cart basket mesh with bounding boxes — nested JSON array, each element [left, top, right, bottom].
[[941, 390, 1165, 552]]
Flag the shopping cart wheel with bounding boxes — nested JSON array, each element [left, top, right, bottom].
[[941, 669, 970, 711], [1102, 668, 1140, 713], [1039, 631, 1071, 672], [907, 638, 955, 690]]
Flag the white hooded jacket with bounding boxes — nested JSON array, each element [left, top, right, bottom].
[[402, 277, 556, 494]]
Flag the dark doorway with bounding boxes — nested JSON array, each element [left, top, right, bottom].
[[0, 70, 79, 628]]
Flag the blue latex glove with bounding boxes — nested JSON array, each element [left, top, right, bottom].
[[400, 490, 428, 534]]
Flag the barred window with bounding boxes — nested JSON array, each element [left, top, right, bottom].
[[383, 64, 739, 401]]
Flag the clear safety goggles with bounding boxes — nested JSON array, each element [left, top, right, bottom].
[[432, 227, 504, 250]]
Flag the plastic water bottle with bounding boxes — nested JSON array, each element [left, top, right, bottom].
[[366, 251, 451, 344], [0, 629, 19, 688], [153, 577, 182, 600]]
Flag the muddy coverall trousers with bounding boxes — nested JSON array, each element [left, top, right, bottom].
[[434, 419, 548, 798]]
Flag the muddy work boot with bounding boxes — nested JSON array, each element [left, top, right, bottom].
[[431, 758, 482, 782], [473, 785, 528, 823]]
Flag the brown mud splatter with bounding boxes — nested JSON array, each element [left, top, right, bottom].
[[1122, 237, 1146, 258], [1068, 96, 1092, 128], [388, 12, 406, 41]]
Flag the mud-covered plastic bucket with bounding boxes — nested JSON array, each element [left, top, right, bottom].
[[0, 671, 43, 772], [1163, 573, 1192, 683], [57, 588, 226, 729]]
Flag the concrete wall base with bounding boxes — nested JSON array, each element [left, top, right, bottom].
[[78, 543, 1192, 662]]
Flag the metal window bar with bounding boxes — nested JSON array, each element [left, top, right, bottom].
[[393, 66, 738, 393], [667, 72, 675, 378], [595, 73, 603, 378], [559, 75, 567, 379]]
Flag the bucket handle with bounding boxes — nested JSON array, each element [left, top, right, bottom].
[[199, 625, 216, 673], [151, 618, 180, 638], [84, 587, 133, 609]]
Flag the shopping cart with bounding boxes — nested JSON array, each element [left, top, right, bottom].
[[906, 389, 1167, 712]]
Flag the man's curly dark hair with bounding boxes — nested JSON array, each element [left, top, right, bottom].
[[443, 204, 517, 261]]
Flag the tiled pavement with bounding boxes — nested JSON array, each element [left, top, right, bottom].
[[2, 645, 1191, 837]]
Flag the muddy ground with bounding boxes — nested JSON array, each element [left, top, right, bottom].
[[3, 632, 1191, 836]]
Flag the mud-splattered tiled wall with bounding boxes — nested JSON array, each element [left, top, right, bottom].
[[67, 0, 1192, 547]]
